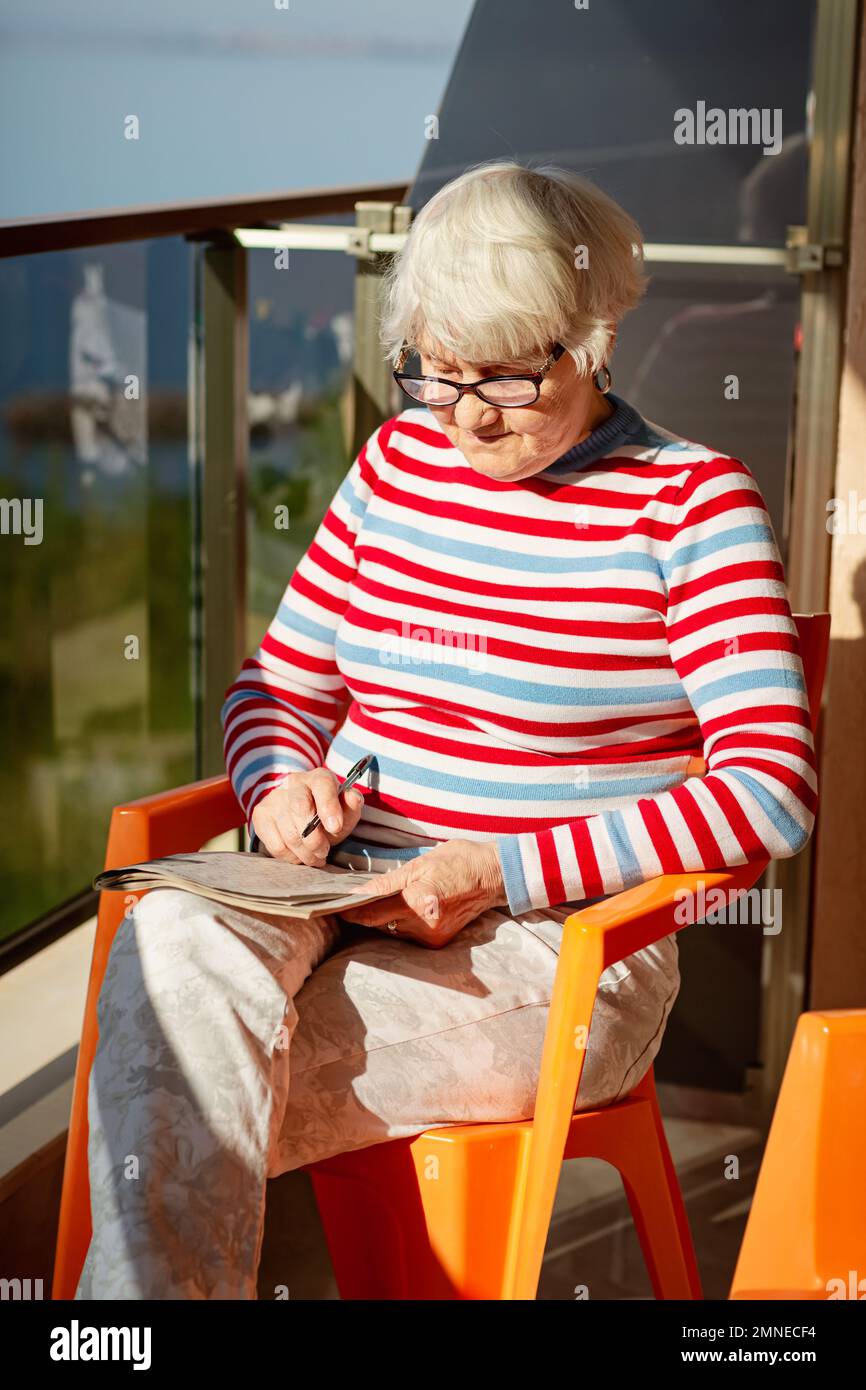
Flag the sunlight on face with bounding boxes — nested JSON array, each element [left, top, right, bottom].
[[415, 337, 614, 482]]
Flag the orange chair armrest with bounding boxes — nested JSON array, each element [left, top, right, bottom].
[[102, 774, 244, 869], [561, 859, 771, 971]]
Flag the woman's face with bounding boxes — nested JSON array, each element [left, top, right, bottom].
[[415, 335, 615, 482]]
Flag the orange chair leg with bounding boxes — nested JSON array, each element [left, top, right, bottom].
[[642, 1079, 703, 1298], [616, 1122, 702, 1298], [308, 1123, 532, 1300], [562, 1074, 702, 1300]]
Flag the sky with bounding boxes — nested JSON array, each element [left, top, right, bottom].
[[0, 0, 474, 220]]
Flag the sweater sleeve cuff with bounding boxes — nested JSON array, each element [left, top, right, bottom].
[[496, 831, 562, 915]]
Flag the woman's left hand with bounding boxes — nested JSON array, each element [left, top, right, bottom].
[[339, 839, 508, 948]]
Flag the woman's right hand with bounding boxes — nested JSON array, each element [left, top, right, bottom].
[[251, 768, 365, 866]]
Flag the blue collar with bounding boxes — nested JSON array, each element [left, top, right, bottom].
[[543, 391, 643, 474]]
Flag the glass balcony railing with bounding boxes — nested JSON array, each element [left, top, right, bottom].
[[0, 185, 406, 954], [0, 237, 196, 942], [246, 217, 357, 647]]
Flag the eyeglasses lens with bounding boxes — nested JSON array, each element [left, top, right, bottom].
[[397, 376, 538, 407], [399, 378, 461, 405], [477, 379, 538, 406]]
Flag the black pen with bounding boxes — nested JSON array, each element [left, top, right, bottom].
[[301, 754, 373, 838]]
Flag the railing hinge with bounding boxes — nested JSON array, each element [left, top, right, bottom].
[[784, 225, 844, 273], [345, 226, 374, 261]]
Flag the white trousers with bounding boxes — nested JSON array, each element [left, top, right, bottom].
[[75, 889, 680, 1299]]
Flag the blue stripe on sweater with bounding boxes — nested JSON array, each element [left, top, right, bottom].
[[689, 667, 805, 709], [221, 689, 335, 744], [236, 751, 311, 781], [274, 603, 337, 647], [330, 731, 684, 802], [664, 522, 774, 580], [360, 511, 662, 575], [336, 468, 371, 517], [497, 835, 532, 915], [334, 637, 686, 708], [605, 808, 642, 884], [334, 838, 436, 866], [725, 768, 810, 852]]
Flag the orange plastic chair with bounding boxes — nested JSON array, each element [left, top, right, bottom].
[[729, 1009, 866, 1300], [52, 613, 829, 1300]]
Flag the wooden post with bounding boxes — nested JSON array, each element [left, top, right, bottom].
[[758, 0, 861, 1113], [809, 0, 866, 1008]]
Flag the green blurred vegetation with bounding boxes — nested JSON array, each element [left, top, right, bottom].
[[0, 383, 350, 943], [0, 438, 195, 940], [247, 386, 350, 640]]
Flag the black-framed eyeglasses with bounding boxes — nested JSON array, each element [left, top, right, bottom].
[[393, 342, 566, 409]]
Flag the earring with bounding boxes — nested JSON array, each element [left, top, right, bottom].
[[594, 364, 612, 393]]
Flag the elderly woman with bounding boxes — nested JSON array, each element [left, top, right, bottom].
[[77, 160, 816, 1299]]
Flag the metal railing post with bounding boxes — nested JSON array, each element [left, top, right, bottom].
[[346, 202, 413, 459], [200, 242, 248, 778]]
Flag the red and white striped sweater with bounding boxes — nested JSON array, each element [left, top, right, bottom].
[[222, 393, 817, 915]]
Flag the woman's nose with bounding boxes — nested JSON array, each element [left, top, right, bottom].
[[452, 391, 500, 430]]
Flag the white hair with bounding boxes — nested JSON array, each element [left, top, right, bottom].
[[380, 159, 648, 378]]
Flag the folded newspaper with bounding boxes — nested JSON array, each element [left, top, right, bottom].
[[93, 851, 385, 920]]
